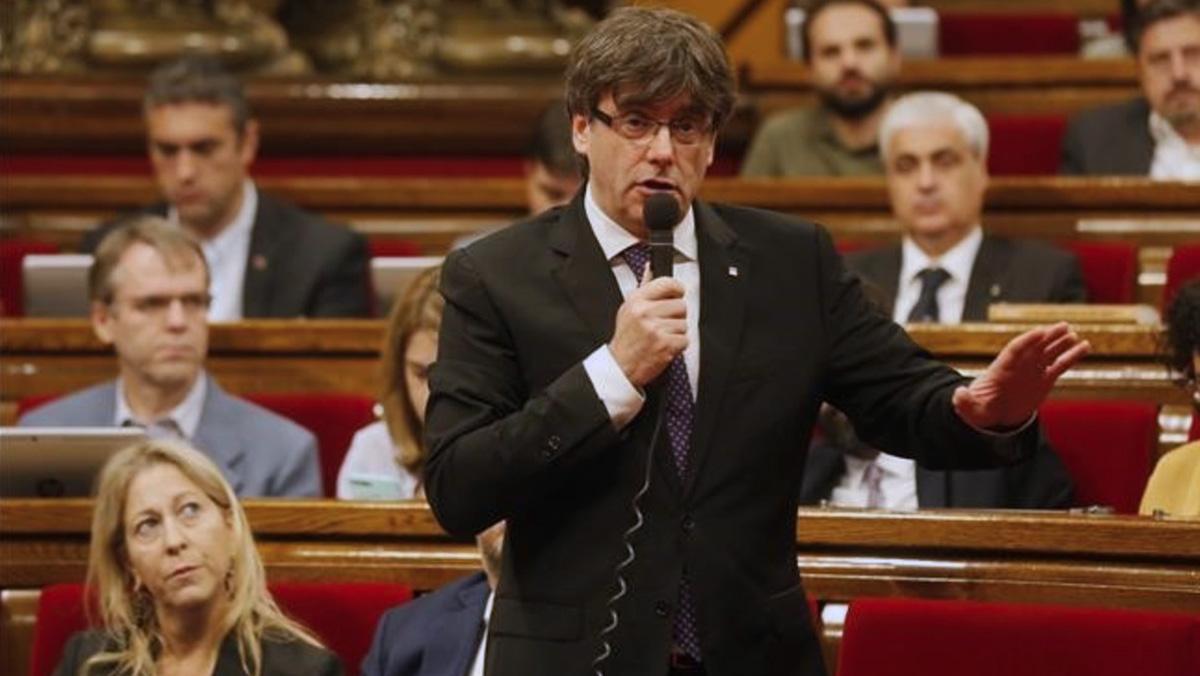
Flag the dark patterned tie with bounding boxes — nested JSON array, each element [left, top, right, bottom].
[[907, 267, 951, 323], [619, 243, 702, 660]]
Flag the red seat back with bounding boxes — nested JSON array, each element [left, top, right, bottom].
[[1164, 244, 1200, 310], [0, 240, 60, 317], [1060, 241, 1138, 304], [368, 239, 423, 258], [837, 597, 1200, 676], [29, 581, 412, 676], [939, 13, 1081, 56], [243, 393, 377, 498], [985, 114, 1068, 175], [1039, 400, 1159, 513]]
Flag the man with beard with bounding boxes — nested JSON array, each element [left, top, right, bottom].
[[1062, 0, 1200, 179], [741, 0, 900, 176], [84, 55, 372, 319], [361, 521, 506, 676], [20, 217, 322, 497]]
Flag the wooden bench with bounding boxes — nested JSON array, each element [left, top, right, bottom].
[[1, 319, 1191, 454], [1, 499, 1196, 676]]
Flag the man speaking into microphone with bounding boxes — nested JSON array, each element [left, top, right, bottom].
[[424, 8, 1088, 676]]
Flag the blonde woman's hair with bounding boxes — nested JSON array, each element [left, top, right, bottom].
[[380, 265, 444, 481], [81, 439, 322, 676]]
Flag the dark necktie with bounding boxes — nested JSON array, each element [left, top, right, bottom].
[[619, 243, 701, 660], [907, 267, 951, 323]]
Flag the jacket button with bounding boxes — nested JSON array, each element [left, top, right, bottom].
[[681, 516, 695, 533], [655, 600, 671, 617], [547, 434, 562, 450]]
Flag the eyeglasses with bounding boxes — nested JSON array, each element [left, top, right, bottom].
[[590, 107, 713, 146], [114, 292, 212, 317]]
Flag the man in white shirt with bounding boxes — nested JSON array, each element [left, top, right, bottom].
[[361, 521, 506, 676], [83, 54, 371, 319], [20, 216, 322, 497], [1062, 0, 1200, 179], [802, 92, 1083, 511]]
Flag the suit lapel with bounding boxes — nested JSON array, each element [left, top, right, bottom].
[[190, 376, 247, 495], [421, 576, 490, 676], [684, 202, 746, 497], [241, 195, 277, 317], [548, 195, 624, 346], [963, 236, 1008, 321]]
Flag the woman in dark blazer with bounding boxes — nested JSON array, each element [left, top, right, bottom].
[[54, 439, 342, 676]]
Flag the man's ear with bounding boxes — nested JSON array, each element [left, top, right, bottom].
[[239, 119, 260, 168], [91, 300, 115, 345], [571, 113, 591, 155]]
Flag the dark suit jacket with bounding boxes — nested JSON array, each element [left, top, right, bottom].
[[802, 236, 1084, 509], [423, 195, 1040, 676], [361, 572, 490, 676], [18, 374, 322, 497], [1060, 97, 1154, 176], [54, 630, 342, 676], [83, 191, 371, 318]]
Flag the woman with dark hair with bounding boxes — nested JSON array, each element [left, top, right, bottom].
[[1140, 279, 1200, 516]]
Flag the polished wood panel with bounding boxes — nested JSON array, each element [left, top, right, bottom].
[[0, 59, 1148, 159]]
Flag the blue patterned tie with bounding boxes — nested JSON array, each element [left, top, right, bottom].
[[619, 243, 702, 660]]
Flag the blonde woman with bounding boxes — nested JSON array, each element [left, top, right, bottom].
[[54, 440, 341, 675], [337, 266, 443, 500]]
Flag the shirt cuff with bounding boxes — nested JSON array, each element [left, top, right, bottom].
[[968, 412, 1038, 437], [582, 345, 645, 430]]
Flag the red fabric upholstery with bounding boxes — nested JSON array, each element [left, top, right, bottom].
[[837, 597, 1200, 676], [985, 114, 1068, 175], [1164, 244, 1200, 310], [243, 393, 377, 498], [29, 584, 94, 676], [0, 240, 60, 317], [1059, 241, 1138, 303], [29, 581, 412, 676], [269, 581, 412, 676], [939, 13, 1081, 56], [369, 238, 424, 258], [1190, 414, 1200, 442], [1039, 399, 1159, 513]]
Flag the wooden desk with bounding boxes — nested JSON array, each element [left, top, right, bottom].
[[0, 59, 1154, 159], [1, 320, 1188, 450], [1, 500, 1196, 676]]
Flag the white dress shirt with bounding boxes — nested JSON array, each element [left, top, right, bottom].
[[893, 226, 983, 326], [170, 179, 257, 321], [114, 371, 207, 440], [580, 184, 701, 430], [1149, 112, 1200, 182], [335, 420, 421, 500], [829, 452, 920, 510], [466, 590, 495, 676]]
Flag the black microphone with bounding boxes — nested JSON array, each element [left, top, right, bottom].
[[644, 193, 681, 279]]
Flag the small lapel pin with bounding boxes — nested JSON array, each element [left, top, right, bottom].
[[989, 283, 1001, 297], [252, 254, 268, 271], [728, 266, 739, 277]]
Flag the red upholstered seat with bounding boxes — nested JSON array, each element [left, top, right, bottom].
[[1164, 243, 1200, 310], [1039, 399, 1159, 513], [1060, 241, 1138, 303], [16, 394, 61, 419], [243, 393, 378, 498], [0, 240, 60, 317], [369, 238, 424, 258], [985, 114, 1068, 175], [939, 13, 1081, 56], [29, 581, 412, 676], [837, 597, 1200, 676]]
